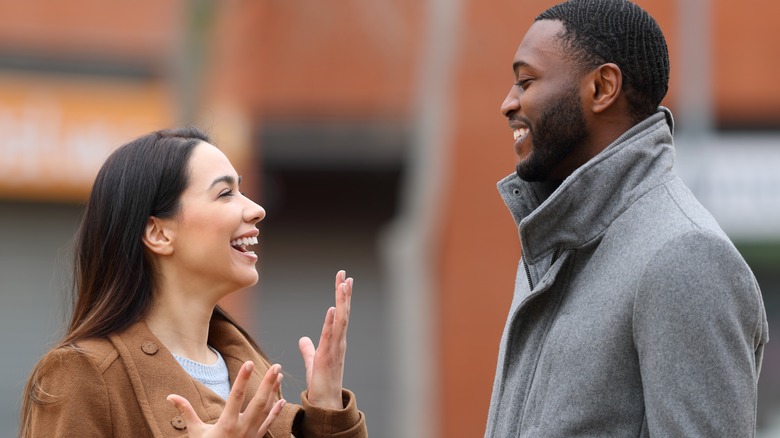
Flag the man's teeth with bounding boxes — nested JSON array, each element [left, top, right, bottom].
[[513, 128, 529, 141], [230, 236, 258, 248]]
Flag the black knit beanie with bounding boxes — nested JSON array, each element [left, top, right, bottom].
[[537, 0, 670, 121]]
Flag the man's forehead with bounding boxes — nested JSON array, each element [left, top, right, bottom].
[[513, 19, 567, 71]]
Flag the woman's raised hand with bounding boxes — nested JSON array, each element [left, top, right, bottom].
[[298, 270, 353, 410], [166, 361, 285, 437]]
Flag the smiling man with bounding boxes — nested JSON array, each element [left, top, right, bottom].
[[486, 1, 769, 437]]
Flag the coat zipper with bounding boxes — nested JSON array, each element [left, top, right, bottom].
[[523, 257, 533, 291], [522, 248, 559, 291]]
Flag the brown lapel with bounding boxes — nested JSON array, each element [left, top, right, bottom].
[[109, 318, 298, 438], [109, 320, 224, 437]]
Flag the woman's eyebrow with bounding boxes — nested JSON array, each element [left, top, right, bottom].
[[208, 175, 242, 189]]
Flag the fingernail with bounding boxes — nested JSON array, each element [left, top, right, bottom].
[[246, 361, 254, 372], [166, 395, 181, 411]]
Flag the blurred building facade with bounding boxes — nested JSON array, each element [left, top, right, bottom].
[[1, 1, 779, 437]]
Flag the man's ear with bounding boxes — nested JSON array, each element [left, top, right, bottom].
[[589, 63, 622, 114], [142, 216, 174, 256]]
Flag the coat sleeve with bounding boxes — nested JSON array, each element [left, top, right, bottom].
[[253, 353, 367, 438], [293, 389, 367, 438], [633, 230, 768, 437], [28, 348, 113, 437]]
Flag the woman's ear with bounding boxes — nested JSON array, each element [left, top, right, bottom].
[[590, 63, 622, 114], [142, 216, 174, 255]]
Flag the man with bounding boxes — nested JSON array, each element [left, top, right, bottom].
[[486, 1, 769, 436]]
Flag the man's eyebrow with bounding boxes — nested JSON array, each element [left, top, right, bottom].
[[513, 60, 531, 74], [209, 175, 242, 189]]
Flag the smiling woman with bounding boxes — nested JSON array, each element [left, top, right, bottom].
[[19, 127, 367, 438]]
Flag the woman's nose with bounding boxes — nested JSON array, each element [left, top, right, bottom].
[[245, 197, 266, 224]]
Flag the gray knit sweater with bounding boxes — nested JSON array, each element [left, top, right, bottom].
[[174, 347, 231, 400]]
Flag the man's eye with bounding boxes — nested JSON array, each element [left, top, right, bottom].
[[515, 79, 531, 89]]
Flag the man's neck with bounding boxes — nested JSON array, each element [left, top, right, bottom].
[[551, 115, 638, 182]]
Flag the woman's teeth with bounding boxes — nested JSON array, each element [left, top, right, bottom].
[[513, 128, 529, 141], [230, 236, 258, 251]]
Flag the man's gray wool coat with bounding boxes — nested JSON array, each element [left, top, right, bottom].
[[485, 108, 769, 437]]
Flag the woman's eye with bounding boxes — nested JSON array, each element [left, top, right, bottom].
[[219, 189, 234, 198]]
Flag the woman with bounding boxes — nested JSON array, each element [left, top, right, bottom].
[[20, 128, 367, 437]]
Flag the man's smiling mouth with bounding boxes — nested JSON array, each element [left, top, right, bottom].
[[513, 127, 529, 141]]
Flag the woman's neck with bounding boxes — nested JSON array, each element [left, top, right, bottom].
[[144, 289, 218, 364]]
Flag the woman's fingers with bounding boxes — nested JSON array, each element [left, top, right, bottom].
[[244, 364, 283, 432], [167, 362, 285, 437], [254, 376, 285, 437], [316, 306, 336, 351], [318, 271, 352, 360], [255, 399, 286, 438], [298, 336, 315, 385], [332, 279, 352, 344], [334, 270, 345, 290], [301, 270, 355, 410], [320, 271, 350, 351], [166, 394, 205, 434], [221, 361, 254, 423]]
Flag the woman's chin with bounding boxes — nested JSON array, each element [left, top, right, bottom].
[[218, 268, 259, 296], [236, 269, 259, 289]]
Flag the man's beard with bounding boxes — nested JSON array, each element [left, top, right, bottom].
[[516, 86, 588, 182]]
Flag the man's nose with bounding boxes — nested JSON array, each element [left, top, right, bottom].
[[501, 87, 519, 117]]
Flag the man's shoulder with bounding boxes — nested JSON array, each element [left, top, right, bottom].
[[614, 177, 727, 240], [601, 177, 748, 280], [661, 178, 726, 232], [636, 226, 760, 315], [653, 227, 747, 270]]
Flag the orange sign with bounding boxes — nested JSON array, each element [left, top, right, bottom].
[[0, 71, 175, 202]]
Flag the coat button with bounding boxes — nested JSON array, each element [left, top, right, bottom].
[[171, 415, 186, 430], [141, 341, 159, 355]]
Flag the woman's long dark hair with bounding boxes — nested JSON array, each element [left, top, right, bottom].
[[20, 127, 263, 437]]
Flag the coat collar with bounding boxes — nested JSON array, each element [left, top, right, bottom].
[[108, 318, 269, 437], [498, 108, 677, 265]]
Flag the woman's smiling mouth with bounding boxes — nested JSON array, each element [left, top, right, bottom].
[[230, 235, 258, 255]]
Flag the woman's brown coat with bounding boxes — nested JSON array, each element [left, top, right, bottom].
[[28, 318, 367, 437]]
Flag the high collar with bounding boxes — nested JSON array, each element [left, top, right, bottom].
[[498, 108, 677, 265]]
